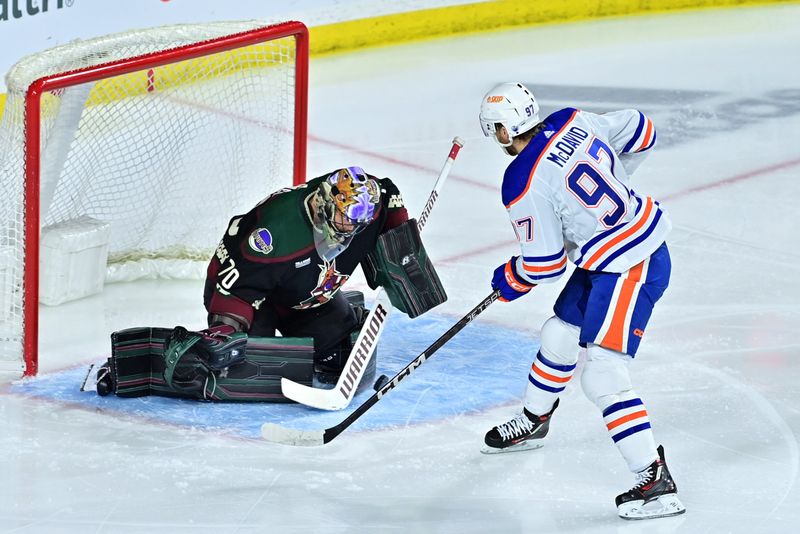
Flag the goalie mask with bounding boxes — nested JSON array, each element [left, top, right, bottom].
[[479, 82, 540, 155], [309, 167, 381, 261]]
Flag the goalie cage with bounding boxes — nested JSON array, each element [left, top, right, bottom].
[[0, 20, 309, 377]]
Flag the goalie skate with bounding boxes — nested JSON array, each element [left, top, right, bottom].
[[481, 399, 558, 454], [616, 445, 686, 520]]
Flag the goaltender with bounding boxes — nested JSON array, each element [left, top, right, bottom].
[[96, 167, 446, 401]]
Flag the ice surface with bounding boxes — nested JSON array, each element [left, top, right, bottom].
[[2, 5, 800, 532]]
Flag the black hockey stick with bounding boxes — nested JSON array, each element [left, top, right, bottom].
[[261, 289, 501, 446]]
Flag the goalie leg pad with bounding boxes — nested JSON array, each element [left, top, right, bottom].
[[108, 327, 314, 402], [211, 337, 315, 402], [109, 327, 175, 398], [362, 218, 447, 318]]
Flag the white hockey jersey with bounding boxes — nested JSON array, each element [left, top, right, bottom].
[[502, 107, 671, 283]]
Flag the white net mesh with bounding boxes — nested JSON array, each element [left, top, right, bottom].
[[0, 21, 304, 374]]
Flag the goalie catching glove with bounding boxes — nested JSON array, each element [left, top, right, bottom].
[[361, 218, 447, 318], [163, 325, 248, 396]]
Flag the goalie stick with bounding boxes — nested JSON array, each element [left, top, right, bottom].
[[280, 137, 465, 411], [262, 289, 500, 446]]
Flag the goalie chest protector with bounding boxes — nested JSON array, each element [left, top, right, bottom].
[[362, 219, 447, 318]]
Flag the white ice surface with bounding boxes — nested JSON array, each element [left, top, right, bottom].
[[3, 5, 800, 533]]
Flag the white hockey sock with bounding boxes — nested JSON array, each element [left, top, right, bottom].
[[523, 350, 576, 415], [600, 390, 658, 472]]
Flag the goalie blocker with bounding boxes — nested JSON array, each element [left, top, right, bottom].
[[362, 218, 447, 318], [95, 292, 377, 402]]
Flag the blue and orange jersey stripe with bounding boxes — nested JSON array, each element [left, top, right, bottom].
[[520, 249, 568, 281], [574, 196, 663, 271], [622, 112, 657, 154]]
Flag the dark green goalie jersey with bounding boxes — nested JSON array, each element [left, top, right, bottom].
[[206, 174, 408, 325]]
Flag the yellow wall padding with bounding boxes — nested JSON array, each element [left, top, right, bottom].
[[308, 0, 797, 56], [0, 0, 795, 115]]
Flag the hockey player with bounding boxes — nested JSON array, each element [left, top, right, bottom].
[[198, 166, 409, 381], [477, 83, 685, 520], [97, 166, 447, 402]]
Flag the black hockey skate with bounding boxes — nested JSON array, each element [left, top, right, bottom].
[[616, 445, 686, 520], [81, 361, 115, 396], [481, 398, 559, 454], [95, 362, 115, 397]]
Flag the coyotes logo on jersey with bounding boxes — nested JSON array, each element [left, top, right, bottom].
[[294, 259, 350, 309]]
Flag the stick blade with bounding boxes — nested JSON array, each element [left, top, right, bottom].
[[260, 423, 325, 446], [281, 377, 347, 411]]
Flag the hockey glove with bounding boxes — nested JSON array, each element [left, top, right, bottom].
[[193, 325, 248, 371], [164, 326, 248, 392], [492, 257, 535, 302]]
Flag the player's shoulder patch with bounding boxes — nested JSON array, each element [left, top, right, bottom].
[[243, 187, 316, 261], [375, 176, 404, 208], [248, 227, 274, 255], [388, 192, 404, 208]]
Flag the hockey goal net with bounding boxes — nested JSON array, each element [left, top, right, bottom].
[[0, 20, 308, 377]]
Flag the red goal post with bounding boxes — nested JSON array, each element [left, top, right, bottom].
[[0, 21, 309, 377]]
